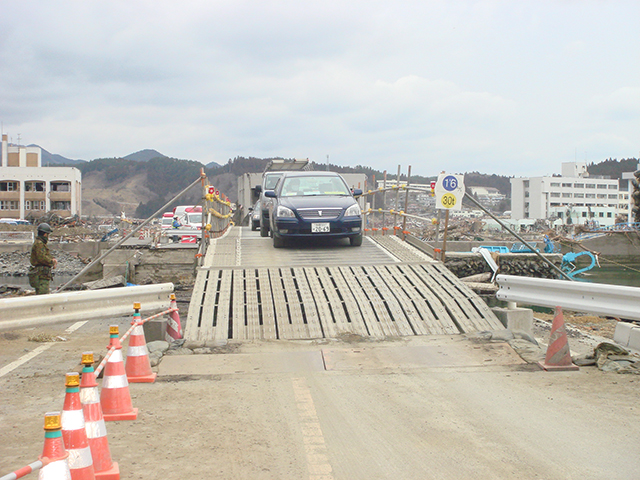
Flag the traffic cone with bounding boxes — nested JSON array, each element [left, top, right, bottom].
[[166, 294, 182, 342], [125, 303, 156, 383], [538, 306, 579, 371], [61, 373, 96, 480], [80, 353, 120, 480], [100, 325, 138, 421], [38, 412, 71, 480]]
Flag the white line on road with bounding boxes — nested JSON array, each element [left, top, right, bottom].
[[0, 320, 88, 378], [0, 344, 53, 378], [292, 377, 335, 480]]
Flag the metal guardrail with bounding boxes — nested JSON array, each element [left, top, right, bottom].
[[0, 283, 174, 332], [496, 275, 640, 320]]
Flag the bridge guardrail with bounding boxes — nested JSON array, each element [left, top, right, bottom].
[[495, 274, 640, 320], [0, 283, 174, 332]]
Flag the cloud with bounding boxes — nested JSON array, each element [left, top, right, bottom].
[[1, 1, 639, 177]]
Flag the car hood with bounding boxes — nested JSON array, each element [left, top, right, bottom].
[[278, 195, 357, 211]]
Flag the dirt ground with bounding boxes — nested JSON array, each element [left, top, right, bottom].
[[1, 303, 639, 479], [1, 283, 638, 479], [534, 311, 619, 340]]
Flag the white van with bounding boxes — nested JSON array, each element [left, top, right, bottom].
[[173, 205, 203, 229]]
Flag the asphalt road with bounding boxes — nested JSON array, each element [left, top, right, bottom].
[[1, 317, 639, 480]]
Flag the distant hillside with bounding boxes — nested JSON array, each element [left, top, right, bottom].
[[587, 158, 638, 178], [33, 146, 86, 166], [124, 149, 168, 162]]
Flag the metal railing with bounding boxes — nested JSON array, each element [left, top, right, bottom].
[[0, 283, 174, 331], [495, 274, 640, 320]]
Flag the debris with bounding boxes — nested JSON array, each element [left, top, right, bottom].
[[28, 333, 66, 343], [82, 275, 127, 290], [583, 342, 640, 374]]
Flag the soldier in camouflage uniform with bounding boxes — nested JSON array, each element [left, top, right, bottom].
[[29, 223, 57, 295]]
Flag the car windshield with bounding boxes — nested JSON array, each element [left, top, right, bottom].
[[187, 213, 202, 224], [162, 218, 173, 226], [280, 176, 350, 197], [264, 174, 282, 189]]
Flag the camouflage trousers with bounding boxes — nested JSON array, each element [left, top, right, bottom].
[[28, 267, 52, 295], [33, 277, 50, 295]]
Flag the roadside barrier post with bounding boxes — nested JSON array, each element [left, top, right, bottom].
[[100, 326, 138, 421], [38, 412, 72, 480], [125, 303, 157, 383], [61, 373, 96, 480], [80, 353, 120, 480]]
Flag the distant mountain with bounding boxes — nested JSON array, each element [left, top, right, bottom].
[[124, 149, 168, 162], [206, 160, 222, 169], [32, 146, 86, 166]]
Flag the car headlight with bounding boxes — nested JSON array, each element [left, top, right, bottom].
[[345, 204, 361, 216], [276, 205, 295, 218]]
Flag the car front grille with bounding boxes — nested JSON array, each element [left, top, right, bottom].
[[297, 208, 342, 219]]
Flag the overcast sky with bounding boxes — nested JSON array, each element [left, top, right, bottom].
[[1, 1, 639, 177]]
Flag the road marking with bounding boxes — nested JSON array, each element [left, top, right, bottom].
[[0, 344, 53, 378], [65, 321, 88, 334], [0, 320, 88, 378], [292, 377, 334, 480]]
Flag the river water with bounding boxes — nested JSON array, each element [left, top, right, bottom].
[[579, 262, 640, 288]]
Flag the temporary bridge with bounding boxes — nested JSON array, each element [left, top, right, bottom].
[[185, 228, 504, 341]]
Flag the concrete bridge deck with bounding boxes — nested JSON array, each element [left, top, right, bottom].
[[185, 227, 503, 341]]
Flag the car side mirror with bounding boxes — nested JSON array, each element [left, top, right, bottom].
[[352, 188, 363, 196], [264, 190, 277, 198], [254, 185, 262, 194]]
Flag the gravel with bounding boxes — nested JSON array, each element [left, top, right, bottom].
[[0, 250, 87, 277]]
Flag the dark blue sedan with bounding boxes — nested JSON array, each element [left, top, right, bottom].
[[264, 171, 364, 248]]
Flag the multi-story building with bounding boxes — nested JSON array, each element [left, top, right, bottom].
[[511, 162, 621, 227], [0, 134, 82, 220]]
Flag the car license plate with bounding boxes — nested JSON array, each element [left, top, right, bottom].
[[311, 222, 330, 233]]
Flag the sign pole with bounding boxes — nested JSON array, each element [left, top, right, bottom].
[[441, 210, 449, 262], [394, 165, 401, 235], [382, 170, 387, 232], [402, 165, 411, 240]]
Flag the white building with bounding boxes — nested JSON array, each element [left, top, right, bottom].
[[0, 134, 82, 220], [511, 162, 620, 227]]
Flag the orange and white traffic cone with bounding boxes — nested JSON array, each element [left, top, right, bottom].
[[80, 353, 120, 480], [100, 326, 138, 421], [538, 306, 579, 371], [38, 411, 71, 480], [61, 373, 96, 480], [125, 303, 156, 383], [166, 294, 182, 342]]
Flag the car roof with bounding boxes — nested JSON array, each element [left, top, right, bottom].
[[279, 171, 343, 178]]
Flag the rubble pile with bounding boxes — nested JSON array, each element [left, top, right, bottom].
[[0, 251, 88, 277], [445, 254, 563, 279]]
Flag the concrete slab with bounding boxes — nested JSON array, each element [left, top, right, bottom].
[[159, 350, 326, 376], [614, 321, 634, 347], [321, 342, 526, 371], [491, 307, 534, 336]]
